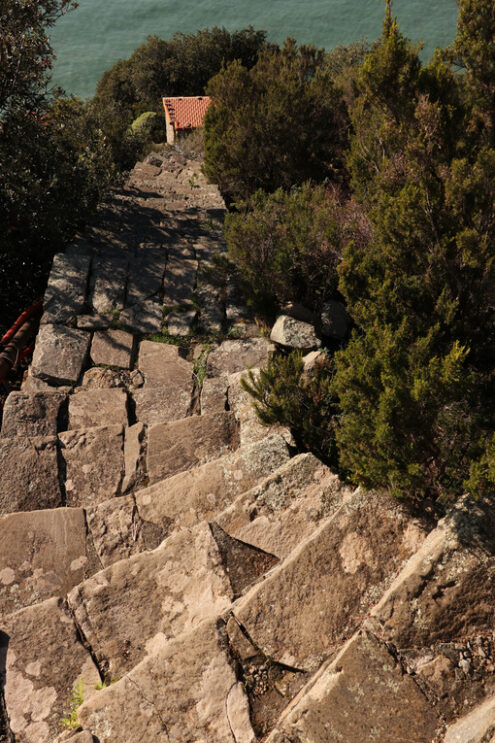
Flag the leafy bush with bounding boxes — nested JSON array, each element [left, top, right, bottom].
[[242, 351, 338, 465], [224, 182, 344, 316]]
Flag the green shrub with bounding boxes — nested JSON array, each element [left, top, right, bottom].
[[241, 351, 338, 465]]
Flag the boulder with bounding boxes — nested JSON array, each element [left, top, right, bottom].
[[80, 367, 125, 388], [90, 329, 134, 369], [0, 508, 98, 614], [230, 490, 428, 671], [1, 597, 100, 743], [68, 389, 128, 430], [206, 338, 273, 378], [77, 619, 254, 743], [58, 425, 125, 507], [266, 631, 441, 743], [41, 253, 91, 326], [319, 299, 351, 339], [146, 411, 238, 484], [31, 325, 90, 385], [0, 391, 67, 438], [0, 436, 62, 514], [270, 315, 321, 350]]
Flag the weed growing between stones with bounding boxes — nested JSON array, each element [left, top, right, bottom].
[[61, 679, 85, 729]]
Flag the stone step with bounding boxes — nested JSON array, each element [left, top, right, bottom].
[[67, 521, 277, 679], [365, 495, 495, 724], [265, 630, 441, 743], [228, 489, 429, 674], [76, 618, 254, 743], [0, 435, 62, 515], [1, 597, 100, 743], [84, 433, 289, 567], [90, 329, 134, 369], [206, 338, 273, 378], [41, 252, 92, 326], [0, 390, 68, 438], [147, 410, 239, 484], [215, 452, 350, 559], [0, 507, 100, 615], [31, 324, 91, 386], [67, 389, 128, 430]]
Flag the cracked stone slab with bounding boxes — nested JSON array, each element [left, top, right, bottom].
[[265, 631, 441, 743], [147, 411, 239, 484], [0, 391, 67, 438], [58, 425, 125, 507], [136, 434, 290, 547], [0, 508, 99, 615], [119, 297, 163, 335], [206, 338, 273, 378], [215, 453, 350, 559], [77, 619, 254, 743], [1, 597, 100, 743], [68, 523, 235, 677], [230, 490, 429, 672], [89, 250, 128, 314], [90, 329, 134, 369], [162, 257, 197, 305], [31, 325, 90, 385], [136, 340, 193, 387], [41, 253, 91, 326], [68, 389, 128, 430], [0, 436, 62, 515]]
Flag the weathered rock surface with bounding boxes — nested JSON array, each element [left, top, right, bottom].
[[122, 422, 146, 493], [230, 490, 428, 671], [80, 367, 125, 389], [216, 453, 349, 558], [90, 329, 134, 369], [163, 257, 197, 305], [85, 496, 140, 568], [270, 315, 321, 350], [68, 389, 128, 430], [319, 299, 351, 339], [132, 385, 191, 426], [58, 426, 124, 507], [166, 308, 196, 335], [1, 597, 100, 743], [147, 411, 238, 483], [41, 253, 91, 326], [0, 508, 98, 614], [136, 339, 192, 387], [443, 694, 495, 743], [119, 297, 163, 335], [136, 434, 290, 543], [69, 522, 273, 677], [126, 247, 167, 306], [201, 373, 228, 413], [266, 631, 441, 743], [0, 391, 67, 438], [77, 619, 253, 743], [0, 436, 61, 514], [206, 338, 273, 377], [31, 325, 90, 385], [89, 250, 128, 315]]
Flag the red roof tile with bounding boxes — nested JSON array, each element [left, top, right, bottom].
[[162, 96, 212, 131]]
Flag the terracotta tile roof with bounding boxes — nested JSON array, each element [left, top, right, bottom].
[[162, 96, 212, 132]]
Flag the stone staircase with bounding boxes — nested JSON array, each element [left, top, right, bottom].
[[1, 150, 495, 743]]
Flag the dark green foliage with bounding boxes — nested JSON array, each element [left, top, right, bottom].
[[203, 39, 349, 202], [224, 183, 344, 316], [241, 351, 338, 465]]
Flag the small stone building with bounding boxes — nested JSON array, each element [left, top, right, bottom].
[[162, 96, 212, 145]]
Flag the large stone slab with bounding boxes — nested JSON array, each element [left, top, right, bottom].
[[0, 436, 62, 514], [132, 385, 191, 426], [266, 631, 441, 743], [90, 249, 128, 314], [1, 597, 100, 743], [58, 425, 124, 507], [206, 338, 273, 377], [162, 257, 197, 306], [216, 453, 349, 558], [41, 253, 91, 326], [68, 523, 235, 677], [270, 314, 321, 350], [31, 325, 90, 385], [147, 411, 239, 483], [90, 329, 134, 369], [230, 490, 428, 671], [0, 508, 99, 615], [166, 308, 196, 336], [78, 619, 254, 743], [136, 434, 290, 538], [118, 297, 163, 335], [0, 391, 67, 438], [365, 496, 495, 721], [201, 373, 228, 413], [136, 340, 192, 387], [68, 389, 128, 430], [126, 247, 167, 306]]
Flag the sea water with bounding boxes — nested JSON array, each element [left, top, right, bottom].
[[50, 0, 459, 99]]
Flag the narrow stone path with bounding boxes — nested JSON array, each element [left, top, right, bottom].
[[1, 150, 495, 743]]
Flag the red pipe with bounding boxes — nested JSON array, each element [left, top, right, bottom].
[[1, 300, 43, 347]]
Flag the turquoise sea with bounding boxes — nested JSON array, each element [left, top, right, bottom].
[[50, 0, 459, 99]]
